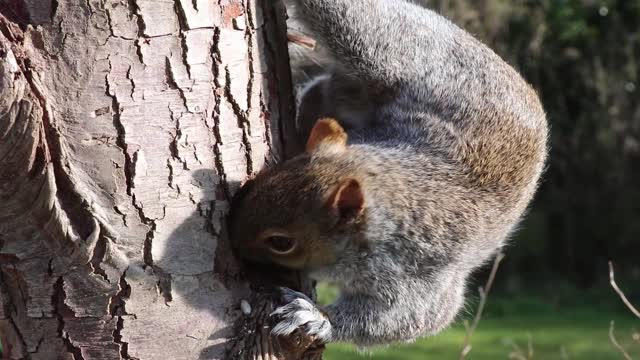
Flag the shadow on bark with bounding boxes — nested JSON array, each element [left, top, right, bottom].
[[154, 171, 323, 360]]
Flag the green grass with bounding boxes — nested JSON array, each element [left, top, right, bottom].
[[318, 284, 640, 359]]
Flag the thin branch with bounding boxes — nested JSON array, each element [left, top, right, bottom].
[[507, 334, 534, 360], [439, 0, 450, 16], [286, 30, 316, 50], [608, 261, 640, 318], [609, 321, 633, 360], [459, 252, 505, 359], [507, 339, 526, 360]]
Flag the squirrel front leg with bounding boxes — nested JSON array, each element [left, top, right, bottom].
[[325, 292, 428, 345], [272, 287, 423, 345], [273, 274, 466, 346]]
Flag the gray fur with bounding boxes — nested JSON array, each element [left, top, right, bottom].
[[230, 0, 548, 346]]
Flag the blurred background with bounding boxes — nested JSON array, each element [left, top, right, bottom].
[[290, 0, 640, 358]]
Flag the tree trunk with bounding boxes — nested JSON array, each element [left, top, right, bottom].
[[0, 1, 321, 359]]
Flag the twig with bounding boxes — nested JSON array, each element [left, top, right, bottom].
[[286, 30, 317, 50], [608, 262, 639, 360], [507, 339, 526, 360], [609, 321, 633, 360], [459, 252, 505, 359], [439, 0, 450, 16], [608, 261, 640, 318], [507, 334, 534, 360], [560, 346, 570, 360]]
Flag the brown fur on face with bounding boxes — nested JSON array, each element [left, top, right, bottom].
[[228, 152, 367, 270], [230, 120, 371, 270]]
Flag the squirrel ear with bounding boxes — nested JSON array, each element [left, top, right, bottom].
[[327, 179, 365, 221], [306, 118, 348, 154]]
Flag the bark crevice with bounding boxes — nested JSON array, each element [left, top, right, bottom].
[[110, 269, 134, 360], [106, 59, 134, 196], [53, 277, 85, 360], [223, 66, 254, 176]]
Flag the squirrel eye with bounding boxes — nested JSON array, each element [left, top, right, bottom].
[[265, 235, 296, 255]]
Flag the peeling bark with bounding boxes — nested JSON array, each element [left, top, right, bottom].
[[0, 0, 317, 359]]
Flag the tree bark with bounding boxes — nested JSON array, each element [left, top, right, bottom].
[[0, 0, 320, 359]]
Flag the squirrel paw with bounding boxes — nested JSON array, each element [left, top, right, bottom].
[[270, 287, 332, 343]]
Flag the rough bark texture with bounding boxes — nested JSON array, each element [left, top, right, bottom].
[[0, 0, 319, 359]]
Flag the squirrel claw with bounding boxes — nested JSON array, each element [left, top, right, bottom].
[[271, 287, 332, 343]]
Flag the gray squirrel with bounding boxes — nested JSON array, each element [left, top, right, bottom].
[[229, 0, 548, 346]]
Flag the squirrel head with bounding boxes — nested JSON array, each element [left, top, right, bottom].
[[229, 119, 367, 270]]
